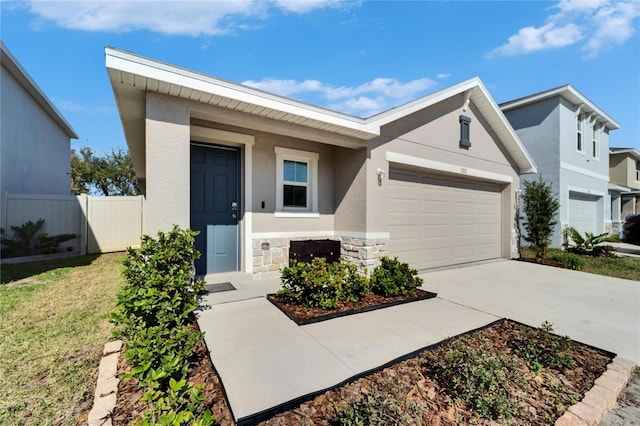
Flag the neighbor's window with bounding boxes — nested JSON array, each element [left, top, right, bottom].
[[275, 147, 318, 214], [459, 115, 471, 149], [592, 125, 599, 159], [577, 113, 584, 152], [636, 160, 640, 182]]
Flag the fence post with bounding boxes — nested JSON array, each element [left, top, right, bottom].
[[0, 191, 8, 232], [78, 193, 88, 255]]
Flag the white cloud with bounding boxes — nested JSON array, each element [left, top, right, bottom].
[[436, 73, 451, 79], [56, 99, 113, 114], [242, 76, 438, 116], [487, 0, 640, 59], [26, 0, 356, 36]]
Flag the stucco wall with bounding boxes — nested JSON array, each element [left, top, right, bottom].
[[366, 94, 520, 260], [1, 64, 71, 195], [144, 92, 191, 234], [610, 155, 640, 189], [334, 147, 367, 234]]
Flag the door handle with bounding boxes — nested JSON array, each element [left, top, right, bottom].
[[231, 213, 237, 219], [231, 202, 238, 211]]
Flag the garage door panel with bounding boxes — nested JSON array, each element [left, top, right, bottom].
[[568, 193, 598, 235], [389, 169, 502, 270]]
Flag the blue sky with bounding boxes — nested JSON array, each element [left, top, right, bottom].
[[2, 0, 639, 153]]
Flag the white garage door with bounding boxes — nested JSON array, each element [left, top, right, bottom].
[[388, 168, 502, 271], [568, 192, 598, 235]]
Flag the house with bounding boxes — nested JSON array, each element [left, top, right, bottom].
[[609, 148, 640, 231], [105, 47, 536, 278], [500, 85, 619, 248], [0, 41, 78, 195]]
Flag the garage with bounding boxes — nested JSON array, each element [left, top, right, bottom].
[[388, 167, 502, 271], [568, 192, 599, 235]]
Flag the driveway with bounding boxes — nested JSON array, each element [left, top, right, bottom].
[[423, 260, 640, 364], [196, 259, 639, 424]]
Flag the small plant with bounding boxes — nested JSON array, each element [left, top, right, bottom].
[[520, 176, 560, 258], [548, 251, 585, 270], [428, 337, 523, 421], [564, 227, 614, 257], [0, 218, 77, 258], [336, 380, 422, 425], [510, 321, 574, 373], [370, 257, 423, 297], [277, 258, 369, 309]]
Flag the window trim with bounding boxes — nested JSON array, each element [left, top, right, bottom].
[[275, 147, 319, 214], [576, 113, 584, 154], [591, 124, 599, 160]]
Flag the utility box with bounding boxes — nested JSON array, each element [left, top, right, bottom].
[[289, 239, 341, 264]]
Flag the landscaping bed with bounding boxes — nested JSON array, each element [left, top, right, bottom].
[[267, 288, 437, 325], [256, 319, 613, 425]]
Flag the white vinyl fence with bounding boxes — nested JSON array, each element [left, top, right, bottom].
[[1, 192, 143, 257]]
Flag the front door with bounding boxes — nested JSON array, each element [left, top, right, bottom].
[[190, 144, 240, 276]]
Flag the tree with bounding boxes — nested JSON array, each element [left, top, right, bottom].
[[521, 176, 560, 259], [71, 147, 139, 196]]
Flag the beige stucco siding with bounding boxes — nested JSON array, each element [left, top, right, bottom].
[[334, 147, 367, 234], [367, 95, 519, 233], [610, 154, 640, 190], [365, 95, 520, 262], [144, 92, 191, 234]]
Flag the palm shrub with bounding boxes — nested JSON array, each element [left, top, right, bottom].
[[0, 218, 77, 258], [521, 176, 560, 258], [563, 227, 614, 257], [370, 257, 423, 297]]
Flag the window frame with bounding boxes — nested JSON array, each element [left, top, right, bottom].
[[591, 124, 599, 160], [576, 113, 584, 154], [274, 147, 319, 216]]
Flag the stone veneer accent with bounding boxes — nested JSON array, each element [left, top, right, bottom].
[[251, 234, 390, 278]]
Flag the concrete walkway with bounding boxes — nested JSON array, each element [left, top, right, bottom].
[[196, 260, 640, 424]]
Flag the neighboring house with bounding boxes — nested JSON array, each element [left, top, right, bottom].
[[106, 47, 536, 279], [0, 41, 78, 195], [609, 148, 640, 231], [500, 85, 619, 248]]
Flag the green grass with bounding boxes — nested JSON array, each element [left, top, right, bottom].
[[0, 252, 125, 425], [520, 247, 640, 281]]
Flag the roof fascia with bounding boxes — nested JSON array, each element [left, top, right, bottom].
[[105, 47, 377, 138], [500, 84, 620, 130], [1, 41, 78, 139]]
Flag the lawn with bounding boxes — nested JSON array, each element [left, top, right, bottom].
[[0, 252, 125, 426], [520, 247, 640, 281]]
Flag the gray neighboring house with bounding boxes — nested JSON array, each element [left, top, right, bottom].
[[500, 85, 620, 248], [106, 47, 536, 279], [609, 148, 640, 230], [1, 41, 78, 195]]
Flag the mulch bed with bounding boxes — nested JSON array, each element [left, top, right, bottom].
[[517, 257, 565, 268], [267, 289, 437, 325], [257, 320, 614, 426], [108, 312, 614, 426]]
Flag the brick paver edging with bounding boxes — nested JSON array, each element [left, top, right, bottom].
[[555, 356, 637, 426], [88, 340, 123, 426]]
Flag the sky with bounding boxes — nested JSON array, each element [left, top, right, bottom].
[[2, 0, 639, 154]]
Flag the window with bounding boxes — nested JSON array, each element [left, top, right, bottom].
[[576, 113, 583, 152], [459, 115, 471, 149], [636, 160, 640, 182], [591, 125, 599, 159], [275, 147, 318, 214]]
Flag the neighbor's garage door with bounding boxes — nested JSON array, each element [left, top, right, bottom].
[[568, 192, 598, 235], [388, 168, 502, 270]]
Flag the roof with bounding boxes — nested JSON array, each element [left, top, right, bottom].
[[610, 148, 640, 161], [499, 84, 620, 131], [1, 41, 78, 139], [105, 46, 536, 178]]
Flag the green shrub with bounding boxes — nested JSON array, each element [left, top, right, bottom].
[[336, 380, 422, 425], [510, 321, 574, 373], [548, 251, 584, 270], [370, 257, 423, 297], [429, 337, 522, 421], [564, 227, 615, 257], [111, 226, 215, 425], [521, 176, 560, 258], [277, 258, 369, 309]]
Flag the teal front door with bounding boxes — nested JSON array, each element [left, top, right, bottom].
[[190, 144, 240, 276]]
